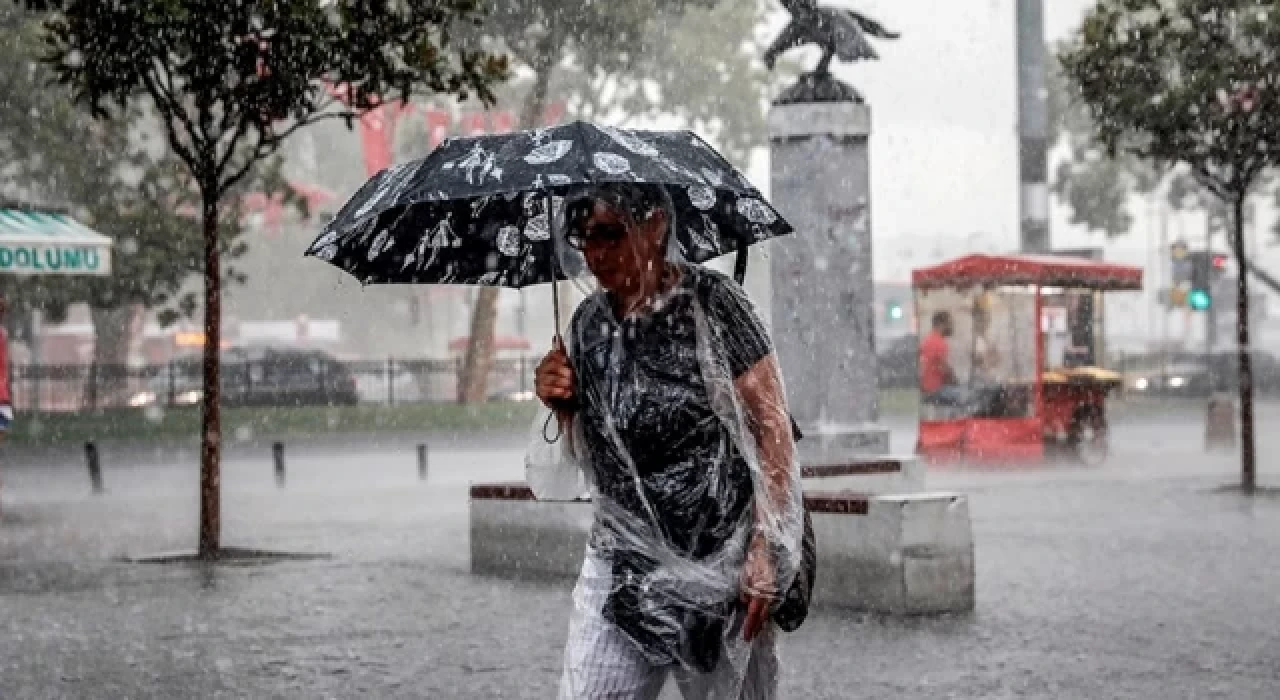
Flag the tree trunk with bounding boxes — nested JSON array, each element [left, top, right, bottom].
[[1230, 194, 1256, 493], [199, 187, 223, 559], [456, 51, 559, 404], [457, 287, 500, 403], [88, 304, 134, 405]]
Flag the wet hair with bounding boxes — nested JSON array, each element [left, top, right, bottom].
[[564, 183, 674, 249], [932, 311, 951, 328]]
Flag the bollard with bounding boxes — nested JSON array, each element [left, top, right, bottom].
[[85, 442, 104, 495], [417, 443, 428, 482], [273, 441, 286, 488], [1205, 394, 1236, 451]]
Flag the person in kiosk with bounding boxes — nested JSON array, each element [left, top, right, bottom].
[[919, 310, 971, 410], [970, 297, 1000, 384], [967, 295, 1015, 418]]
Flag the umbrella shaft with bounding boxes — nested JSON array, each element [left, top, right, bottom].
[[553, 276, 562, 340], [548, 189, 563, 342]]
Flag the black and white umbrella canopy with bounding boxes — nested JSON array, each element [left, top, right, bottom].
[[305, 121, 793, 288]]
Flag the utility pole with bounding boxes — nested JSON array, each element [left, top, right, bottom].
[[1159, 202, 1169, 360], [1016, 0, 1050, 253], [1205, 214, 1217, 363]]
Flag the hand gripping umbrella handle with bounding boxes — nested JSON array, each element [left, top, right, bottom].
[[547, 190, 579, 416], [553, 273, 563, 341], [542, 275, 578, 417], [547, 274, 579, 416]]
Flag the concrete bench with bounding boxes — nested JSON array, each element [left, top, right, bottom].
[[470, 481, 974, 615], [470, 482, 591, 580], [806, 490, 974, 614], [473, 454, 926, 580]]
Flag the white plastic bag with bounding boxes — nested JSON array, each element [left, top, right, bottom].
[[525, 406, 588, 501]]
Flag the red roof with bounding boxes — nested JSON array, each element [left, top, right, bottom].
[[912, 254, 1143, 291]]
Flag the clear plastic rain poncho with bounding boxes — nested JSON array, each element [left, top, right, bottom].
[[526, 184, 805, 699]]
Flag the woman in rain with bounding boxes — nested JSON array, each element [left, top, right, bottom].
[[535, 182, 804, 699]]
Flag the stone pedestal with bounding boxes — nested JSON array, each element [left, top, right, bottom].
[[1205, 393, 1237, 451], [769, 96, 887, 457]]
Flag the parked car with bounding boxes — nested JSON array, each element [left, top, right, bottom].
[[132, 346, 359, 408], [1121, 350, 1280, 397], [1123, 361, 1213, 397], [353, 359, 424, 404]]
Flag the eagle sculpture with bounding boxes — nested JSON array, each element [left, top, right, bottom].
[[764, 0, 899, 76]]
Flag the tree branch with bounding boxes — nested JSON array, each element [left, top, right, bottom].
[[1191, 164, 1229, 201], [140, 70, 201, 174], [215, 112, 336, 196], [151, 57, 205, 154], [214, 117, 252, 182]]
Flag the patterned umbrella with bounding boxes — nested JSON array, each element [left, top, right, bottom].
[[305, 121, 792, 335], [306, 120, 791, 279]]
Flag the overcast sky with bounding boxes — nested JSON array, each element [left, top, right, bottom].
[[746, 0, 1108, 282], [785, 0, 1280, 348]]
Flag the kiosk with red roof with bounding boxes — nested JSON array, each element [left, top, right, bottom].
[[911, 254, 1143, 465]]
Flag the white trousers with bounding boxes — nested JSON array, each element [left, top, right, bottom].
[[559, 550, 779, 700]]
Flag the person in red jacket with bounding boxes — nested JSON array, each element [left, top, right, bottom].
[[920, 310, 972, 410], [920, 311, 956, 394]]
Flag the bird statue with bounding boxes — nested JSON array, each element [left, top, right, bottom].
[[764, 0, 899, 77]]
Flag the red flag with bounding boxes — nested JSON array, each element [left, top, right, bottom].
[[359, 106, 394, 175]]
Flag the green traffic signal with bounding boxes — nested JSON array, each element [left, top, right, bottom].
[[1188, 288, 1211, 311]]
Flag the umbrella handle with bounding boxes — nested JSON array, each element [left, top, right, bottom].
[[548, 189, 565, 342]]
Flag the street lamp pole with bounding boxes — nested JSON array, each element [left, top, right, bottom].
[[1205, 213, 1216, 355], [1017, 0, 1050, 253]]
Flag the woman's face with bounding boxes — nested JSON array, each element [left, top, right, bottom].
[[576, 200, 667, 294]]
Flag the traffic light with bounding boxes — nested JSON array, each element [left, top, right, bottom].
[[885, 300, 905, 322], [1187, 252, 1227, 311]]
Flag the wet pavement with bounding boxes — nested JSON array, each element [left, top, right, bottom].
[[2, 406, 1280, 698]]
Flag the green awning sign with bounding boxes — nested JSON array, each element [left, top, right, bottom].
[[0, 209, 113, 276]]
